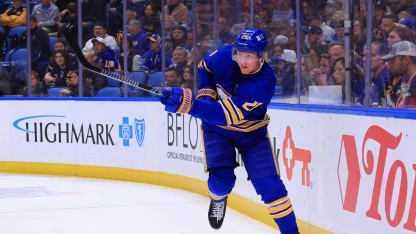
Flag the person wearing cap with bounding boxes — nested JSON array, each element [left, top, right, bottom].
[[82, 22, 117, 54], [140, 34, 172, 73], [383, 41, 416, 109], [92, 37, 119, 72], [276, 49, 296, 96], [128, 19, 150, 56], [332, 21, 345, 42]]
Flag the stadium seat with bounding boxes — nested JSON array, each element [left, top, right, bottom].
[[49, 36, 57, 53], [148, 72, 164, 86], [8, 26, 26, 38], [128, 71, 146, 83], [47, 87, 63, 97], [96, 87, 122, 97], [106, 72, 122, 87], [10, 48, 27, 66]]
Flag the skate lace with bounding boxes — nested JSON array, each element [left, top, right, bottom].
[[210, 201, 224, 222]]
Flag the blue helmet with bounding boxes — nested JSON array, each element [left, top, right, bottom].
[[233, 28, 268, 53]]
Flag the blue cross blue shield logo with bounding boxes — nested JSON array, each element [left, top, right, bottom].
[[119, 117, 133, 146], [134, 118, 145, 147]]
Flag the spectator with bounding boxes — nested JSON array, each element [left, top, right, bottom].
[[383, 41, 416, 109], [352, 18, 367, 56], [83, 52, 107, 95], [218, 17, 235, 45], [31, 0, 60, 34], [332, 21, 345, 42], [331, 57, 348, 102], [303, 26, 323, 54], [171, 47, 189, 75], [310, 14, 336, 42], [26, 15, 51, 62], [23, 71, 47, 97], [379, 15, 398, 43], [54, 38, 77, 67], [271, 0, 295, 27], [309, 42, 328, 68], [196, 0, 213, 25], [181, 64, 194, 89], [115, 9, 139, 45], [0, 0, 26, 28], [299, 55, 316, 94], [119, 36, 142, 72], [164, 0, 190, 26], [51, 1, 77, 37], [387, 26, 414, 50], [59, 70, 91, 97], [276, 49, 296, 96], [92, 37, 119, 71], [44, 50, 74, 88], [83, 22, 117, 54], [359, 41, 390, 107], [81, 0, 107, 40], [141, 4, 161, 35], [128, 20, 150, 56], [141, 34, 172, 73], [310, 53, 333, 86], [164, 66, 183, 87], [166, 25, 188, 54], [329, 42, 345, 65]]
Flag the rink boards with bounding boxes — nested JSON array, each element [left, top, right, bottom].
[[0, 99, 415, 234]]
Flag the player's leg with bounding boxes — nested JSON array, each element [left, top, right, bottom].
[[202, 129, 237, 229], [240, 132, 299, 234]]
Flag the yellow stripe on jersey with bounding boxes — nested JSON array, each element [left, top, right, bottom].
[[198, 59, 212, 73], [209, 50, 218, 56], [218, 114, 270, 132], [218, 100, 231, 126], [229, 98, 244, 120], [222, 99, 243, 124], [242, 101, 263, 111], [203, 60, 212, 73]]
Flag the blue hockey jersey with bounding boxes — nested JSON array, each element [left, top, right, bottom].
[[189, 45, 276, 135]]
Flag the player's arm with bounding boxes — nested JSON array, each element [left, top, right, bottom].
[[189, 77, 274, 126], [196, 52, 218, 102]]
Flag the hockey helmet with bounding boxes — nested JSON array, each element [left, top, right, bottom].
[[233, 28, 267, 54]]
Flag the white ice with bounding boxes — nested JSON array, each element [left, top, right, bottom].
[[0, 173, 279, 234]]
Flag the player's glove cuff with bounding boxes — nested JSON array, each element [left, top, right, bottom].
[[196, 88, 217, 100], [177, 88, 194, 113], [160, 87, 194, 114]]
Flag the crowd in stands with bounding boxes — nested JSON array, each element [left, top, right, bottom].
[[0, 0, 415, 108]]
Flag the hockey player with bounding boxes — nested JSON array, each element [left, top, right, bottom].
[[159, 28, 299, 234]]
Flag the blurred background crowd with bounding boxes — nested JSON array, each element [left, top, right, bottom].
[[0, 0, 415, 108]]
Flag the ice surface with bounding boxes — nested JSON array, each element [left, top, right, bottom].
[[0, 173, 279, 234]]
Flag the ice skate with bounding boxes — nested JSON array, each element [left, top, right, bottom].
[[208, 197, 227, 229]]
